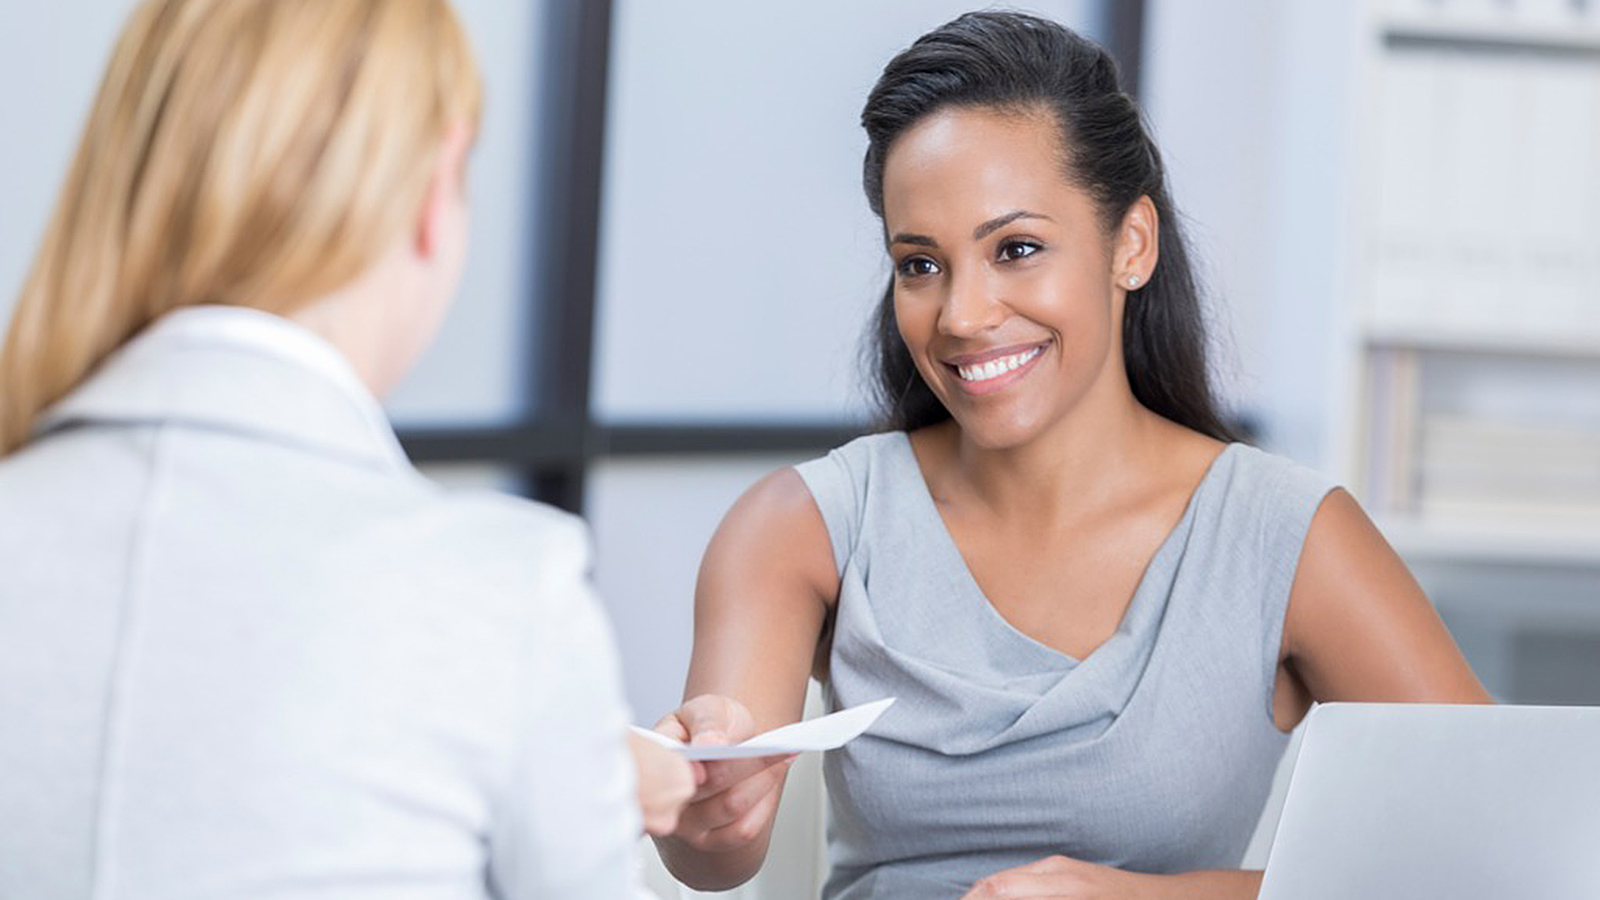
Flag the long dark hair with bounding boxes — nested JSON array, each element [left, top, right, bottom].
[[861, 11, 1237, 443]]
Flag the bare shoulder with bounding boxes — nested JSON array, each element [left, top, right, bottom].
[[1284, 488, 1490, 703], [700, 466, 839, 612], [720, 467, 830, 539], [1299, 486, 1383, 560], [1287, 487, 1413, 645], [1290, 487, 1419, 619]]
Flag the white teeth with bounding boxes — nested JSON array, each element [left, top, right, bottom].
[[956, 345, 1043, 382]]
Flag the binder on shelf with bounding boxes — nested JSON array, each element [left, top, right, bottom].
[[1372, 50, 1443, 331], [1411, 411, 1600, 528], [1518, 0, 1585, 28]]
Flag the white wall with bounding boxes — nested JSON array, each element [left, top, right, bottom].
[[588, 455, 810, 726], [0, 1, 539, 427], [592, 0, 1104, 424], [1143, 0, 1364, 471], [0, 2, 134, 315], [385, 0, 546, 426]]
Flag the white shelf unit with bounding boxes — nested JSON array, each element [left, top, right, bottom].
[[1347, 0, 1600, 572], [1381, 15, 1600, 52], [1364, 326, 1600, 359], [1376, 514, 1600, 567]]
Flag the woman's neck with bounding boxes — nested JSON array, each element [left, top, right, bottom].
[[928, 383, 1178, 527], [287, 240, 439, 399]]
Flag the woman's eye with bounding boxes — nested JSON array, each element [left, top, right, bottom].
[[896, 256, 941, 278], [998, 240, 1041, 262]]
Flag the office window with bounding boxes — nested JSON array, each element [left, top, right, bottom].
[[4, 1, 1143, 720], [385, 0, 550, 427], [589, 0, 1127, 717]]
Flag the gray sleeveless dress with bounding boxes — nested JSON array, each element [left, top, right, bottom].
[[793, 433, 1336, 899]]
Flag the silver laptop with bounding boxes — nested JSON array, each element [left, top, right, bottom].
[[1259, 703, 1600, 899]]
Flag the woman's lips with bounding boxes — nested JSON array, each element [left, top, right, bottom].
[[944, 341, 1050, 396]]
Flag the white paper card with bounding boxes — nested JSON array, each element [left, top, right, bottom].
[[632, 697, 895, 761]]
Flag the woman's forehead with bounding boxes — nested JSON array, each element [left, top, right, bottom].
[[880, 106, 1090, 231]]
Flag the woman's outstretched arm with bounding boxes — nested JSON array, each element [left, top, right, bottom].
[[651, 468, 839, 890]]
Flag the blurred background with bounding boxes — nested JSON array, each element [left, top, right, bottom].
[[3, 0, 1597, 731]]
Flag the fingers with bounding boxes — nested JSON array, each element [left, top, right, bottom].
[[652, 711, 691, 744], [1006, 855, 1077, 875], [654, 694, 795, 852], [673, 694, 755, 746], [691, 752, 795, 802], [651, 712, 706, 785], [672, 756, 794, 852], [627, 734, 697, 837], [697, 771, 786, 851], [961, 856, 1090, 899], [658, 694, 771, 793], [963, 874, 1071, 898], [639, 754, 695, 836]]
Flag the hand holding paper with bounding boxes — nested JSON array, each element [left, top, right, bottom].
[[635, 697, 895, 761]]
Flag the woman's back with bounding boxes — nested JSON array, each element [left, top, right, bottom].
[[0, 308, 639, 899]]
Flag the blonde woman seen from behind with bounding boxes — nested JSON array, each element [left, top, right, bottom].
[[0, 2, 688, 897]]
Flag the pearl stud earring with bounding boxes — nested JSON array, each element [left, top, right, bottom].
[[1126, 274, 1140, 288]]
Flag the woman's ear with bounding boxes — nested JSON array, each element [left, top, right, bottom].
[[415, 121, 475, 259], [1111, 195, 1159, 291]]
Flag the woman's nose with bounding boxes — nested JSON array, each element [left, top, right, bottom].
[[938, 268, 1006, 337]]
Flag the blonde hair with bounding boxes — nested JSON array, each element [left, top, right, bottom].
[[0, 0, 482, 454]]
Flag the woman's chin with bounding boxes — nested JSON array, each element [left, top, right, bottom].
[[947, 410, 1050, 451]]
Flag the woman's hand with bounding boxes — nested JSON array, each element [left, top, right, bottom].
[[653, 694, 794, 852], [962, 855, 1150, 899], [961, 856, 1263, 899], [626, 731, 695, 837]]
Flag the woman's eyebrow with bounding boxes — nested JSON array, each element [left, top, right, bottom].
[[974, 210, 1051, 239], [890, 211, 1053, 248]]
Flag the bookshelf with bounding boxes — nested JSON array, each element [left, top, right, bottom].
[[1377, 514, 1600, 566], [1348, 0, 1600, 570], [1382, 15, 1600, 51], [1365, 326, 1600, 358]]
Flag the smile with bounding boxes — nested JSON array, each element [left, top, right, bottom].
[[953, 344, 1045, 383]]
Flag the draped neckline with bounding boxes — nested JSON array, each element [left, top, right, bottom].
[[890, 432, 1238, 670]]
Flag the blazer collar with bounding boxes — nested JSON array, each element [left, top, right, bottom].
[[38, 306, 414, 476]]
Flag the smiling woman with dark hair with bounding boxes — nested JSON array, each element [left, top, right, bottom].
[[648, 11, 1489, 900]]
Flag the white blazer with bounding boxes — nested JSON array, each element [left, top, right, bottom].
[[0, 306, 641, 899]]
